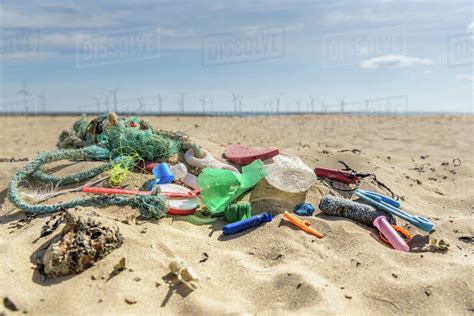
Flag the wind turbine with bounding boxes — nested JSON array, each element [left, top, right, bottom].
[[178, 93, 185, 113], [103, 93, 110, 112], [320, 99, 326, 113], [156, 94, 163, 113], [199, 96, 207, 113], [94, 97, 102, 113], [209, 97, 214, 113], [37, 90, 46, 113], [309, 95, 317, 112], [108, 88, 119, 113], [17, 82, 30, 114], [339, 98, 345, 113], [274, 94, 282, 113], [231, 93, 240, 114]]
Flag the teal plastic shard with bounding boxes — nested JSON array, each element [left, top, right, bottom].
[[197, 160, 267, 215]]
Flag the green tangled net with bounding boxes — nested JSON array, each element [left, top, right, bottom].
[[8, 112, 203, 219]]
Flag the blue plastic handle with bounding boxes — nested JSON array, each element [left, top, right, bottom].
[[354, 189, 433, 232], [357, 189, 400, 208], [223, 213, 272, 235]]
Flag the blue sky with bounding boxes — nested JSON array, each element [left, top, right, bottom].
[[0, 0, 472, 113]]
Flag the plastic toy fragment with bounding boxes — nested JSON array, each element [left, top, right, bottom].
[[185, 148, 238, 172], [223, 212, 272, 235], [293, 203, 315, 216], [354, 189, 433, 232], [373, 216, 410, 252], [168, 258, 200, 290], [224, 144, 279, 165], [282, 211, 323, 238]]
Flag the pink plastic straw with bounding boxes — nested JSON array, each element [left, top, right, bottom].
[[373, 216, 410, 252]]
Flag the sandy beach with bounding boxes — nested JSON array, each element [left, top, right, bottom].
[[0, 114, 473, 315]]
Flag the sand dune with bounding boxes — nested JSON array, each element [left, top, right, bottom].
[[0, 114, 473, 315]]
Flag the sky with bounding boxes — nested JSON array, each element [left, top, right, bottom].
[[0, 0, 473, 114]]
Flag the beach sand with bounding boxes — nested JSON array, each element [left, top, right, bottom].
[[0, 114, 473, 315]]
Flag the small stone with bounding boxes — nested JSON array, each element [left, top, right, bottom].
[[98, 299, 103, 303], [199, 252, 209, 263], [155, 282, 161, 287], [424, 286, 433, 296], [107, 257, 126, 281], [345, 295, 352, 299], [91, 275, 96, 280], [392, 273, 398, 278], [459, 236, 473, 243], [124, 298, 137, 305], [3, 297, 18, 311], [134, 277, 141, 282], [296, 283, 302, 289]]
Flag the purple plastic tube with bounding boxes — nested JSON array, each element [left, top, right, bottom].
[[373, 216, 410, 252]]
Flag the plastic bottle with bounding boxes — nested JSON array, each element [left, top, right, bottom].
[[373, 216, 410, 252], [223, 213, 272, 235]]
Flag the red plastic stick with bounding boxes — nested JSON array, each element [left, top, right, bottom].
[[314, 167, 358, 184], [82, 187, 196, 198]]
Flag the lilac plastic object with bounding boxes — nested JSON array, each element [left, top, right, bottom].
[[373, 216, 410, 252]]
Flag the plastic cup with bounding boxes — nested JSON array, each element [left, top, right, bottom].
[[152, 163, 175, 184], [170, 163, 188, 180], [182, 173, 198, 190]]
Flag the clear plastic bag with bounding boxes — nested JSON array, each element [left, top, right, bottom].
[[264, 153, 317, 193]]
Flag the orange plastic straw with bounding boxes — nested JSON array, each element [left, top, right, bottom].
[[379, 224, 411, 245], [282, 211, 324, 238]]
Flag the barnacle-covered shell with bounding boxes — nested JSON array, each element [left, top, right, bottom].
[[42, 207, 123, 277]]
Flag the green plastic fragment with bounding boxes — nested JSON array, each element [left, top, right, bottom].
[[224, 202, 252, 223], [197, 160, 267, 215]]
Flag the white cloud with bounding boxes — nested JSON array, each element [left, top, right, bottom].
[[360, 55, 433, 69], [154, 26, 194, 38], [0, 51, 57, 62], [0, 7, 118, 29], [457, 74, 474, 81], [467, 21, 474, 33]]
